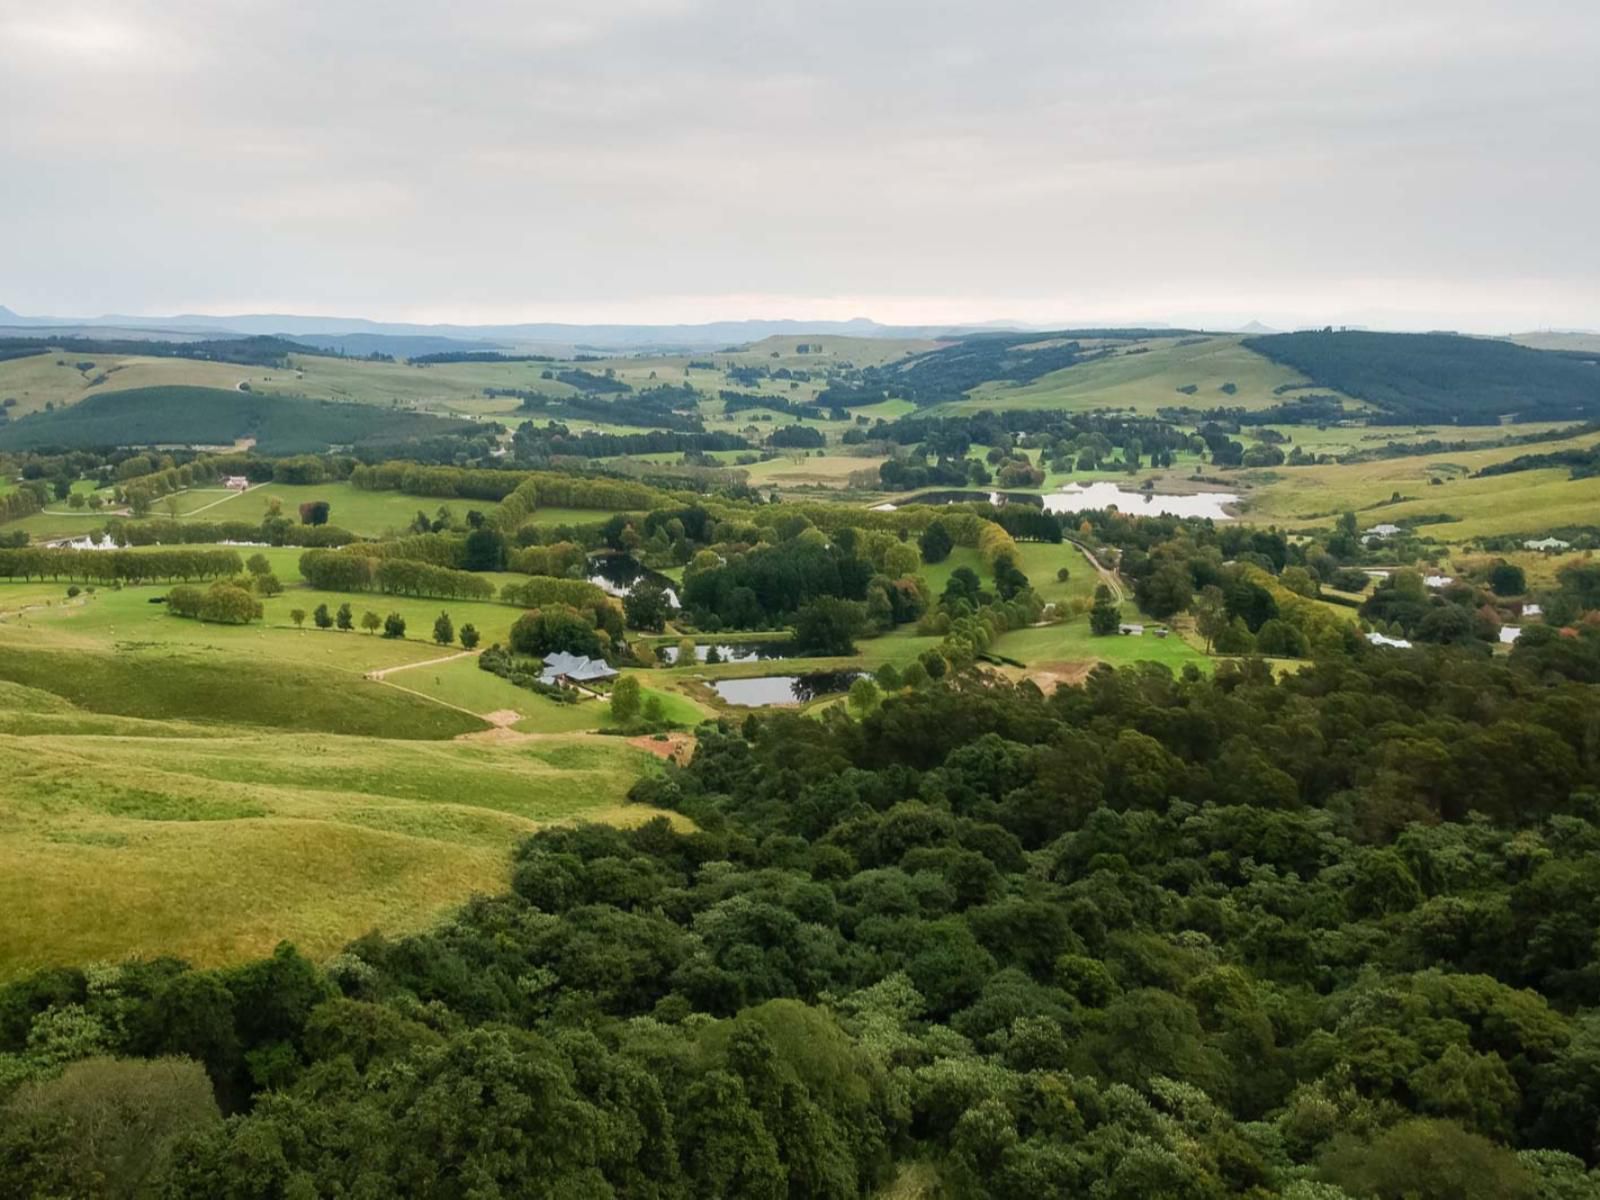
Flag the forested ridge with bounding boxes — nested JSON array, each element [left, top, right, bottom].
[[1243, 331, 1600, 424], [6, 638, 1600, 1197]]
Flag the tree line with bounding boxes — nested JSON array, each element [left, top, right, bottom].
[[0, 547, 243, 583], [296, 550, 496, 601]]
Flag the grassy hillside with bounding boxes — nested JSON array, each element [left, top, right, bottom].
[[1244, 330, 1600, 423], [948, 334, 1339, 414], [0, 386, 479, 453], [0, 707, 679, 975], [0, 641, 487, 737]]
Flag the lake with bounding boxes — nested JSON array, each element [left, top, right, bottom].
[[1041, 482, 1239, 521], [712, 671, 865, 707]]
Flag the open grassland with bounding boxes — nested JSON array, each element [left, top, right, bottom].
[[0, 351, 252, 416], [1241, 428, 1600, 538], [948, 335, 1358, 415], [0, 698, 681, 977]]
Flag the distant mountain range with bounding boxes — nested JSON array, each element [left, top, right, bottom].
[[0, 306, 1036, 352]]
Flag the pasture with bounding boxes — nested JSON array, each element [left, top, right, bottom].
[[1241, 428, 1600, 538], [0, 705, 680, 977], [947, 335, 1359, 415]]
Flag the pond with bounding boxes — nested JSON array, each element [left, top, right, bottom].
[[586, 554, 679, 606], [1041, 482, 1239, 521], [658, 641, 794, 664], [877, 484, 1239, 521], [712, 671, 865, 707]]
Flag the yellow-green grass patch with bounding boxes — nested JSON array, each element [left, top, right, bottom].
[[0, 723, 680, 977]]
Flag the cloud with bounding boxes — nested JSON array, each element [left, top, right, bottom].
[[0, 0, 1595, 329]]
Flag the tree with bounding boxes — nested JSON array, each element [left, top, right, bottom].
[[313, 603, 333, 630], [246, 553, 271, 576], [336, 602, 354, 631], [383, 612, 407, 639], [459, 623, 480, 649], [433, 611, 454, 646], [624, 581, 672, 632], [848, 676, 881, 717], [1089, 585, 1121, 636], [919, 520, 953, 564], [1194, 585, 1228, 653], [0, 1056, 221, 1198], [1319, 1118, 1535, 1200], [1489, 561, 1527, 596], [793, 597, 866, 656], [198, 583, 262, 625], [362, 610, 382, 634], [1139, 564, 1193, 619], [290, 608, 306, 629], [255, 572, 283, 597], [992, 554, 1030, 601], [510, 606, 604, 659], [298, 500, 331, 526], [610, 674, 642, 723], [463, 526, 506, 571]]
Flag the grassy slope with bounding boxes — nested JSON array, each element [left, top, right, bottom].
[[1241, 429, 1600, 538], [0, 709, 679, 976], [0, 581, 687, 977], [947, 335, 1356, 415]]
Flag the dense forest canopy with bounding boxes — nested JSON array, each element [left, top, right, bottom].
[[1244, 331, 1600, 424], [6, 643, 1600, 1196], [0, 387, 482, 455]]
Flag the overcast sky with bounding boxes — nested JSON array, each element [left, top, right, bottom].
[[2, 0, 1597, 331]]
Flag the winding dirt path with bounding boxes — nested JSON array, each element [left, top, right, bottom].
[[366, 649, 477, 681]]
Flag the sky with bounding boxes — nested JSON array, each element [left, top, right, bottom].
[[2, 0, 1598, 332]]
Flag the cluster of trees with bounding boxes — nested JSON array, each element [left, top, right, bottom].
[[166, 581, 263, 625], [680, 529, 929, 634], [498, 575, 611, 611], [509, 422, 751, 460], [13, 646, 1600, 1193], [0, 547, 243, 583], [491, 387, 707, 433], [878, 453, 991, 490], [296, 550, 496, 601], [509, 603, 618, 660]]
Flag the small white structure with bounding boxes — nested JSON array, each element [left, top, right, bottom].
[[1423, 574, 1454, 589], [1500, 626, 1522, 645], [1367, 523, 1402, 538], [1118, 623, 1145, 637], [1522, 603, 1543, 618], [1524, 537, 1571, 551], [224, 475, 250, 491], [1366, 631, 1412, 649]]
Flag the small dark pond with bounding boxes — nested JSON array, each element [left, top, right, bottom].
[[712, 671, 865, 707], [658, 641, 794, 664], [586, 554, 680, 605]]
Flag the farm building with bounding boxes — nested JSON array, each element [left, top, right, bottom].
[[1524, 537, 1571, 551], [224, 475, 250, 490], [539, 652, 618, 688]]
